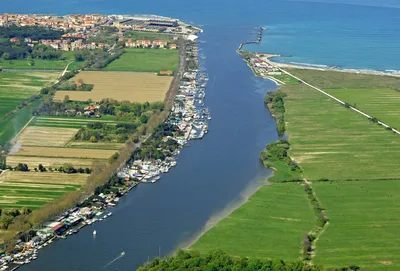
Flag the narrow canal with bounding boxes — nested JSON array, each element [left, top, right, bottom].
[[22, 25, 279, 271]]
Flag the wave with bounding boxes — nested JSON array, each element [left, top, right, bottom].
[[289, 61, 330, 68]]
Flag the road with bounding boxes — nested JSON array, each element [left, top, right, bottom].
[[279, 68, 400, 135]]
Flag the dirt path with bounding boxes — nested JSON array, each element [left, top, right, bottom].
[[280, 68, 400, 135]]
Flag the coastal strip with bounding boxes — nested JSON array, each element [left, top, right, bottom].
[[237, 26, 265, 51]]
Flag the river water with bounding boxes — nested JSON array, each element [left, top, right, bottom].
[[3, 0, 399, 270], [20, 25, 278, 270]]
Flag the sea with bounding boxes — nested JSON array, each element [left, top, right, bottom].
[[1, 0, 399, 270]]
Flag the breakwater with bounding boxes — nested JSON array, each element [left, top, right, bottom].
[[237, 26, 265, 51]]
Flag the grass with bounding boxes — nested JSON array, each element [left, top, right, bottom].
[[54, 71, 172, 103], [263, 160, 303, 182], [324, 88, 400, 130], [0, 171, 86, 210], [102, 48, 179, 72], [124, 30, 172, 41], [192, 183, 315, 261], [0, 52, 84, 70], [268, 74, 301, 85], [313, 180, 400, 271], [0, 71, 58, 144], [280, 71, 400, 180]]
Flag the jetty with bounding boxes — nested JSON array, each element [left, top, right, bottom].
[[237, 26, 265, 51]]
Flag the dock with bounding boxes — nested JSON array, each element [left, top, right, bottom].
[[237, 26, 264, 51]]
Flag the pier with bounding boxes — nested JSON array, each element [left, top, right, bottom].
[[237, 26, 265, 51]]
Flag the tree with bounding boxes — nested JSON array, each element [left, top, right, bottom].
[[90, 136, 97, 143], [63, 95, 70, 103], [27, 55, 35, 66], [38, 163, 45, 172], [76, 78, 84, 88], [2, 52, 10, 60]]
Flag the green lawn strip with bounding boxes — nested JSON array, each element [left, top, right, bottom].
[[0, 100, 41, 145], [269, 74, 301, 85], [124, 30, 172, 41], [313, 180, 400, 271], [102, 48, 179, 72], [324, 88, 400, 130], [288, 69, 400, 89], [66, 143, 124, 150], [281, 82, 400, 180], [0, 53, 84, 70], [0, 188, 65, 198], [192, 183, 315, 261]]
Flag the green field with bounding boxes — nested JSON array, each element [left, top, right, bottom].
[[0, 52, 84, 70], [268, 74, 301, 85], [124, 30, 172, 41], [281, 71, 400, 180], [102, 48, 179, 72], [0, 71, 58, 144], [30, 116, 133, 128], [324, 88, 400, 130], [0, 171, 85, 210], [192, 183, 315, 261], [313, 180, 400, 270]]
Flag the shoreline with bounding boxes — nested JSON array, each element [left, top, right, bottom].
[[256, 53, 400, 78]]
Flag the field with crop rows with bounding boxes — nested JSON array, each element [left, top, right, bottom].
[[282, 81, 400, 180], [0, 71, 58, 144], [102, 48, 179, 72], [193, 183, 315, 261], [313, 180, 400, 271], [0, 171, 86, 210], [53, 71, 172, 103]]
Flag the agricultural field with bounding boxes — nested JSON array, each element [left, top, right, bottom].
[[6, 156, 97, 168], [0, 52, 84, 70], [313, 180, 400, 271], [0, 71, 58, 144], [192, 183, 315, 261], [29, 116, 129, 129], [53, 71, 172, 103], [17, 126, 79, 146], [281, 73, 400, 180], [324, 88, 400, 130], [0, 171, 86, 210], [11, 146, 115, 159], [102, 49, 179, 72]]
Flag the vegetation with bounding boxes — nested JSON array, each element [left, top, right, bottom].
[[0, 26, 63, 60], [264, 91, 286, 136], [102, 48, 179, 72], [260, 140, 303, 182], [137, 249, 362, 271], [313, 180, 400, 271], [192, 183, 316, 261], [279, 72, 400, 180], [123, 30, 172, 41]]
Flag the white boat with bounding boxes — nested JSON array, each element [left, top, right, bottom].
[[93, 230, 97, 235]]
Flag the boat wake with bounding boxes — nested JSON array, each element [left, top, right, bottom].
[[102, 251, 126, 269]]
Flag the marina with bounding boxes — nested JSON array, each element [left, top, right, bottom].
[[0, 27, 210, 271]]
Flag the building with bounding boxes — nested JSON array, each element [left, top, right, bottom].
[[50, 223, 67, 235], [152, 40, 168, 48], [169, 43, 177, 50]]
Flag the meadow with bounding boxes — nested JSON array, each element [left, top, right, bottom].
[[12, 146, 116, 159], [324, 88, 400, 130], [313, 180, 400, 271], [123, 30, 172, 41], [281, 79, 400, 180], [0, 71, 58, 144], [53, 71, 172, 103], [0, 171, 86, 210], [0, 52, 84, 70], [102, 48, 179, 72], [192, 183, 315, 261]]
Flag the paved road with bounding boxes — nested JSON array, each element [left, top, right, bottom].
[[279, 68, 400, 135]]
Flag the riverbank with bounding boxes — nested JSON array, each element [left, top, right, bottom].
[[0, 31, 211, 271], [193, 45, 400, 270]]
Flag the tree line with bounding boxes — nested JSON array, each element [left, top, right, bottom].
[[137, 249, 361, 271]]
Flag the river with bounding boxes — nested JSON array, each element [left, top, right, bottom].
[[6, 0, 399, 269], [21, 25, 278, 270]]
